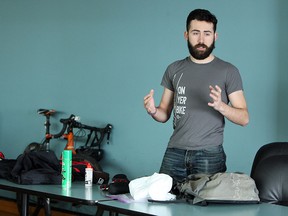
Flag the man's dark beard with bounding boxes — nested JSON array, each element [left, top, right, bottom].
[[188, 40, 215, 60]]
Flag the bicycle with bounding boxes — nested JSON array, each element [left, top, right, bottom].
[[25, 108, 112, 172]]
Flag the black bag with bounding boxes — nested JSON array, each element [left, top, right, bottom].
[[71, 159, 109, 185], [0, 159, 17, 180], [10, 151, 62, 184], [100, 174, 130, 195]]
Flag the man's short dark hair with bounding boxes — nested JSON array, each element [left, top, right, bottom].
[[186, 9, 218, 32]]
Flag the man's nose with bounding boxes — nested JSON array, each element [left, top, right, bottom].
[[198, 33, 204, 43]]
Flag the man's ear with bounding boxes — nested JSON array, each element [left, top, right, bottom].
[[215, 32, 218, 41], [184, 31, 188, 40]]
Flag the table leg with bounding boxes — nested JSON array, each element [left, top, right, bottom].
[[95, 207, 104, 216], [95, 207, 119, 216], [44, 197, 51, 216], [21, 193, 29, 216]]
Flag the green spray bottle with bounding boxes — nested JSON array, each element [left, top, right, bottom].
[[62, 150, 72, 188]]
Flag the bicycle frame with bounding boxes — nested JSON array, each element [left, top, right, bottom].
[[37, 110, 112, 161]]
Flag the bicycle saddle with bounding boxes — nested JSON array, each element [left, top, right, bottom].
[[37, 109, 56, 116]]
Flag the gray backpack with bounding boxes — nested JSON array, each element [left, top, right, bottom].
[[176, 172, 260, 205]]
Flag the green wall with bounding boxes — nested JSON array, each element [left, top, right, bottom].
[[0, 0, 287, 180]]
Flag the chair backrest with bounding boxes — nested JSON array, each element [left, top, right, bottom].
[[250, 142, 288, 206]]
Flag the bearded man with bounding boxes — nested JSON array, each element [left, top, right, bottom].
[[144, 9, 249, 184]]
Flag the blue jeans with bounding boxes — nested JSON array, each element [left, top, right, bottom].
[[159, 145, 227, 183]]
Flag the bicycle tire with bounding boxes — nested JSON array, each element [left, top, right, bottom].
[[24, 142, 53, 153]]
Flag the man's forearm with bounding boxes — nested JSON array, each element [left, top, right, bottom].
[[218, 102, 249, 126], [149, 107, 171, 123]]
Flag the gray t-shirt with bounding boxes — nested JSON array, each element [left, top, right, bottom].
[[161, 57, 243, 150]]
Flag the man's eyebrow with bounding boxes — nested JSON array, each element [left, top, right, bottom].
[[191, 29, 212, 33], [191, 29, 213, 33]]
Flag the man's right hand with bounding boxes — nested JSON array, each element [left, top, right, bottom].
[[144, 89, 157, 115]]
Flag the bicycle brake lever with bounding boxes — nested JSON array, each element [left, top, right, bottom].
[[106, 124, 112, 144], [107, 133, 110, 144]]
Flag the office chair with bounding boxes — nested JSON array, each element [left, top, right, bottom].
[[250, 142, 288, 206]]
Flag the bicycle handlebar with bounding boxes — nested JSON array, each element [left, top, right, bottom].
[[51, 114, 75, 138], [51, 114, 112, 146]]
